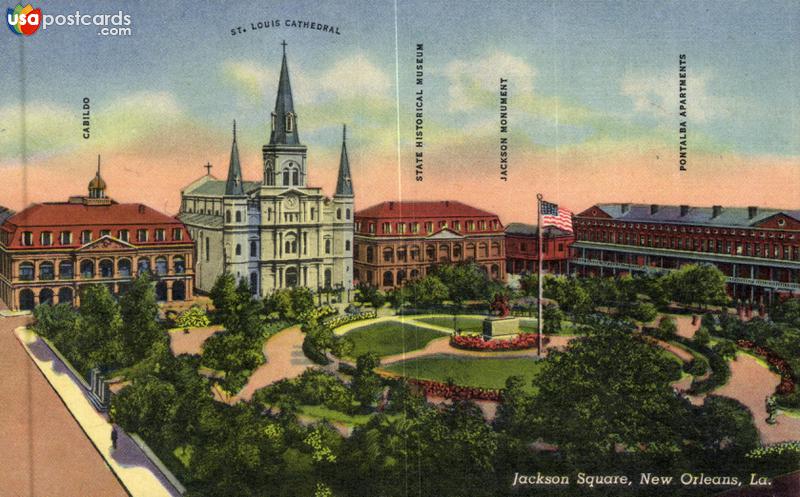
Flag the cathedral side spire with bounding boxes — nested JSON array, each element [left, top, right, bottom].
[[225, 120, 245, 196], [269, 41, 300, 146], [335, 124, 354, 197]]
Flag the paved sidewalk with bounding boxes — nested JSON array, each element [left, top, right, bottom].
[[15, 326, 181, 497]]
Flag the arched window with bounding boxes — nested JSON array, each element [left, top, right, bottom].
[[205, 237, 210, 261], [325, 239, 331, 254], [292, 169, 299, 185], [479, 242, 488, 258], [39, 262, 55, 281], [236, 211, 242, 223], [336, 208, 342, 220], [410, 269, 420, 280], [174, 256, 185, 274], [366, 246, 374, 263], [285, 267, 298, 287], [397, 270, 406, 285], [58, 287, 74, 306], [226, 210, 232, 223], [346, 209, 351, 220], [410, 245, 420, 261], [426, 245, 436, 261], [137, 257, 150, 274], [99, 259, 114, 278], [310, 207, 315, 219], [491, 242, 501, 257], [265, 167, 273, 186], [39, 288, 54, 305], [453, 244, 462, 259], [283, 170, 289, 186], [383, 271, 394, 287], [155, 281, 168, 301], [324, 269, 332, 288], [155, 257, 168, 275], [80, 260, 95, 278], [173, 280, 186, 301], [19, 262, 34, 281], [235, 244, 242, 256], [59, 261, 74, 279], [383, 247, 394, 262], [118, 259, 131, 277], [345, 240, 351, 251], [250, 241, 257, 257]]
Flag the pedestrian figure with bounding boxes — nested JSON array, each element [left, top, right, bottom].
[[111, 426, 118, 450]]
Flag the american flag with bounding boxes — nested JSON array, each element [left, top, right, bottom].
[[541, 200, 573, 232]]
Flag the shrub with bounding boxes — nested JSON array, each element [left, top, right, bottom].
[[684, 357, 709, 376], [175, 306, 210, 329], [693, 327, 711, 347], [323, 311, 377, 329]]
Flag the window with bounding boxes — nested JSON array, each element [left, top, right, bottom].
[[137, 229, 148, 242], [59, 261, 73, 279], [439, 221, 447, 229], [205, 237, 210, 261], [325, 239, 331, 254], [369, 223, 375, 234], [118, 230, 129, 242], [346, 209, 351, 220], [118, 259, 131, 277], [337, 209, 342, 220], [310, 207, 315, 220], [425, 222, 433, 233], [285, 112, 294, 132], [81, 230, 92, 244], [283, 170, 289, 185], [250, 241, 257, 257], [99, 259, 114, 278], [236, 211, 242, 223], [59, 231, 72, 245], [235, 244, 241, 256], [397, 223, 406, 234], [451, 220, 460, 231], [345, 240, 351, 251], [410, 222, 419, 234], [155, 257, 168, 275], [155, 229, 166, 241], [479, 220, 486, 230], [100, 230, 111, 237], [21, 231, 33, 246], [80, 260, 95, 278], [19, 262, 34, 281], [174, 256, 185, 274], [40, 232, 52, 246], [292, 169, 299, 185], [172, 228, 183, 241], [467, 221, 475, 231], [382, 223, 391, 234], [226, 210, 232, 223]]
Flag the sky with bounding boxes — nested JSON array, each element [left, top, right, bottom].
[[1, 0, 798, 225]]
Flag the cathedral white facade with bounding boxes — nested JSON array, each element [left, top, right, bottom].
[[179, 45, 355, 296]]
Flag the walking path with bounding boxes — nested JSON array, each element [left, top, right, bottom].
[[168, 325, 224, 355], [0, 315, 128, 497], [14, 326, 181, 497], [230, 326, 313, 403], [380, 335, 573, 365]]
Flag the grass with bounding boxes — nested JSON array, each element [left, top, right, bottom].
[[383, 355, 544, 393], [345, 321, 447, 357], [297, 405, 401, 426], [173, 445, 193, 468], [414, 315, 486, 332]]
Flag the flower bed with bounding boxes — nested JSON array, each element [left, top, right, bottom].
[[407, 378, 502, 402], [324, 310, 377, 329], [736, 339, 796, 395], [449, 333, 548, 351]]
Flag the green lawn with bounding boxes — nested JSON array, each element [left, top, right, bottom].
[[345, 321, 447, 357], [297, 405, 402, 426], [414, 315, 486, 332], [383, 355, 544, 393]]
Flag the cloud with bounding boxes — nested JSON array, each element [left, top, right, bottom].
[[318, 52, 392, 99], [443, 51, 535, 112], [621, 70, 729, 122], [0, 102, 74, 162]]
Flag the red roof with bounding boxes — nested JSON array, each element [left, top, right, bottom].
[[5, 202, 182, 227], [356, 201, 498, 219]]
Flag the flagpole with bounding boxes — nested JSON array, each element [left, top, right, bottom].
[[537, 193, 543, 356]]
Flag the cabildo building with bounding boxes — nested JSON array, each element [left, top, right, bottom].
[[353, 200, 506, 290], [0, 165, 195, 311], [571, 203, 800, 302]]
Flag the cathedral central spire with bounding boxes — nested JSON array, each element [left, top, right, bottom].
[[225, 120, 244, 196], [269, 41, 300, 145]]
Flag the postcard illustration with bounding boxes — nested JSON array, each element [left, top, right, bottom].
[[1, 1, 799, 496]]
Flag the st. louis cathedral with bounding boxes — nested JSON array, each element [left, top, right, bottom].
[[179, 44, 355, 296]]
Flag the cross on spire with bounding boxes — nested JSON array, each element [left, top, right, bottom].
[[233, 119, 237, 141], [204, 162, 213, 175], [281, 40, 287, 55]]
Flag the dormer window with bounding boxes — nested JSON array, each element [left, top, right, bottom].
[[285, 112, 294, 132]]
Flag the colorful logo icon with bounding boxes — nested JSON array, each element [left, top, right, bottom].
[[6, 4, 41, 36]]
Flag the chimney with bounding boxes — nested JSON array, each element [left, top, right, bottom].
[[748, 206, 758, 219], [138, 204, 145, 214], [680, 205, 690, 217], [445, 200, 450, 207], [650, 204, 659, 215], [712, 205, 723, 218], [388, 201, 394, 210], [621, 203, 630, 214]]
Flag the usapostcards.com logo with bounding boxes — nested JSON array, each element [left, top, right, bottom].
[[6, 4, 132, 37]]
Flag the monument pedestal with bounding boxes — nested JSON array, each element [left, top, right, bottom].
[[482, 316, 520, 340]]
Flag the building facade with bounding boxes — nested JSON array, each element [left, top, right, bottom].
[[179, 46, 354, 296], [505, 223, 573, 275], [571, 203, 800, 302], [0, 166, 194, 311], [353, 200, 506, 290]]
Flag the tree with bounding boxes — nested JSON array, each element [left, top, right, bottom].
[[542, 304, 564, 335], [351, 353, 382, 410], [652, 315, 678, 340], [665, 264, 728, 309], [531, 319, 687, 459], [432, 262, 492, 303], [544, 276, 593, 318], [406, 275, 449, 308], [33, 303, 78, 340], [494, 375, 533, 438], [119, 274, 164, 364], [209, 272, 240, 323], [712, 339, 738, 361], [355, 282, 386, 309], [693, 326, 711, 347], [111, 376, 178, 445], [73, 284, 124, 373]]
